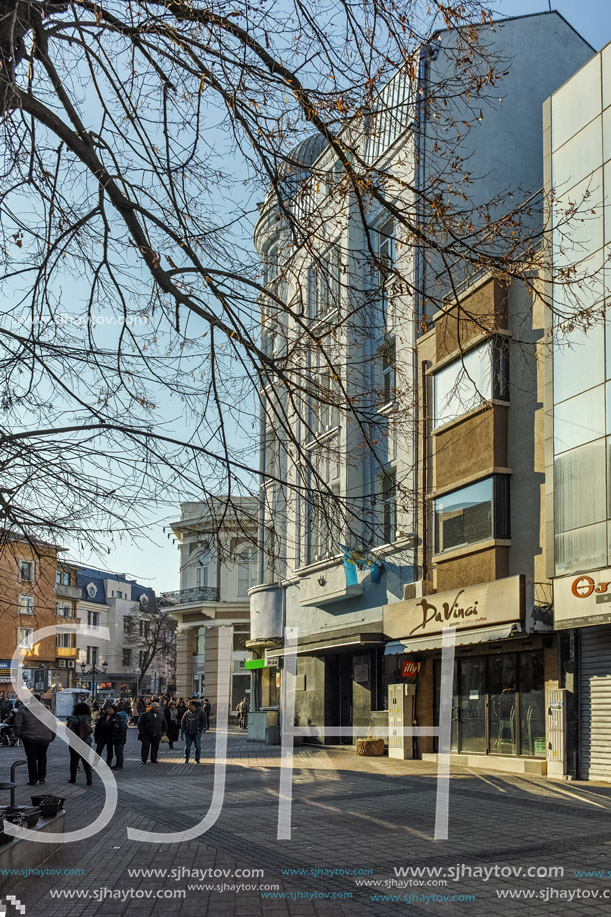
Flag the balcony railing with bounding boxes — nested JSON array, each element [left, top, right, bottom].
[[159, 586, 221, 607]]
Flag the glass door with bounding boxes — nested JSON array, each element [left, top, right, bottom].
[[488, 654, 518, 755], [458, 657, 487, 753]]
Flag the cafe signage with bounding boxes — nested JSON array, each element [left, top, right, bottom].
[[0, 660, 11, 684], [555, 568, 611, 629], [383, 575, 524, 640]]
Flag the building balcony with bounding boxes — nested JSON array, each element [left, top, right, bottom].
[[55, 583, 82, 600], [56, 647, 78, 657], [159, 586, 221, 607]]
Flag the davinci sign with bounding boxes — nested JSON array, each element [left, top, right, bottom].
[[555, 569, 611, 630], [383, 575, 524, 641]]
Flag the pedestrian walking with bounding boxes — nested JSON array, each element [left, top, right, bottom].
[[202, 698, 211, 730], [13, 694, 56, 785], [181, 701, 207, 763], [165, 701, 180, 749], [94, 704, 120, 766], [177, 697, 186, 720], [112, 705, 128, 769], [67, 702, 94, 785], [138, 701, 164, 763]]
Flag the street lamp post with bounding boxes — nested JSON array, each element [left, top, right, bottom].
[[80, 660, 108, 699]]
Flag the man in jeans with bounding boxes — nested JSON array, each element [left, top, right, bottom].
[[181, 701, 207, 763]]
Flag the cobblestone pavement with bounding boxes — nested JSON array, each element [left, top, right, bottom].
[[1, 728, 611, 915]]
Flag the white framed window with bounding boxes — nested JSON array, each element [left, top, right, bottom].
[[195, 550, 210, 588], [379, 336, 396, 407], [237, 547, 258, 596], [19, 561, 34, 583], [56, 633, 75, 648], [56, 603, 72, 618], [86, 583, 97, 598], [122, 648, 132, 667], [376, 468, 397, 546], [18, 628, 34, 649], [86, 645, 98, 665], [308, 244, 341, 320], [433, 339, 509, 429], [18, 595, 34, 615], [88, 611, 100, 628]]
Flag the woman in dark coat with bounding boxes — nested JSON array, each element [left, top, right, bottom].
[[164, 701, 180, 749], [67, 702, 93, 785], [176, 698, 186, 720], [94, 704, 120, 766]]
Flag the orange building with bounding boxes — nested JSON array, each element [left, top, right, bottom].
[[0, 538, 71, 696]]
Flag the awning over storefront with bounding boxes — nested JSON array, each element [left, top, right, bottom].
[[266, 633, 386, 658], [384, 623, 522, 655]]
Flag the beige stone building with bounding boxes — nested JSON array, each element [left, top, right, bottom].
[[161, 498, 257, 719]]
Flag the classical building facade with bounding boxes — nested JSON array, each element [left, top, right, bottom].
[[161, 499, 257, 719], [248, 12, 593, 772], [72, 567, 169, 698], [545, 42, 611, 780]]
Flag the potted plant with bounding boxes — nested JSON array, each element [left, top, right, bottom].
[[32, 795, 65, 818]]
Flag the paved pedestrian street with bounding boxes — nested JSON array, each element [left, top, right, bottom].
[[2, 728, 611, 915]]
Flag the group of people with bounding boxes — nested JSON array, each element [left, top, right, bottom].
[[3, 692, 213, 786], [67, 694, 212, 781]]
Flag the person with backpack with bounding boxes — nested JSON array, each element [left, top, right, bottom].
[[112, 705, 129, 769], [67, 702, 94, 785]]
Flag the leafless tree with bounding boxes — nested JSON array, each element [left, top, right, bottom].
[[124, 598, 176, 693], [0, 1, 598, 566]]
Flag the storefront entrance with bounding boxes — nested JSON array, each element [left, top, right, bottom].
[[325, 654, 353, 745], [434, 650, 545, 758]]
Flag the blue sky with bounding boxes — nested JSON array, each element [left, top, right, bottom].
[[93, 0, 611, 593]]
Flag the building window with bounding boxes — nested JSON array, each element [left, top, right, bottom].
[[434, 475, 510, 554], [379, 337, 396, 407], [18, 595, 34, 615], [377, 469, 397, 545], [63, 572, 70, 586], [86, 646, 98, 666], [88, 611, 100, 628], [139, 620, 149, 637], [195, 551, 210, 589], [19, 561, 33, 583], [139, 650, 147, 669], [237, 548, 258, 597], [57, 603, 72, 618], [18, 628, 34, 649], [56, 633, 75, 648], [308, 245, 341, 321], [123, 615, 134, 634], [123, 648, 132, 667], [433, 339, 509, 429], [311, 367, 340, 437], [56, 569, 61, 585]]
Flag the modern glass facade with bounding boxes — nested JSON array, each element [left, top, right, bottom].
[[551, 45, 611, 576]]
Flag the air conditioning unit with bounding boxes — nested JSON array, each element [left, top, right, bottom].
[[67, 661, 76, 669], [58, 659, 66, 668], [403, 581, 426, 601]]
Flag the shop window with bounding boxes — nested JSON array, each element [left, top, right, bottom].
[[434, 651, 545, 758], [261, 666, 279, 708], [434, 475, 509, 554], [433, 339, 508, 429]]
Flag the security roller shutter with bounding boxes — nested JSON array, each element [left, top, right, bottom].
[[580, 626, 611, 781]]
